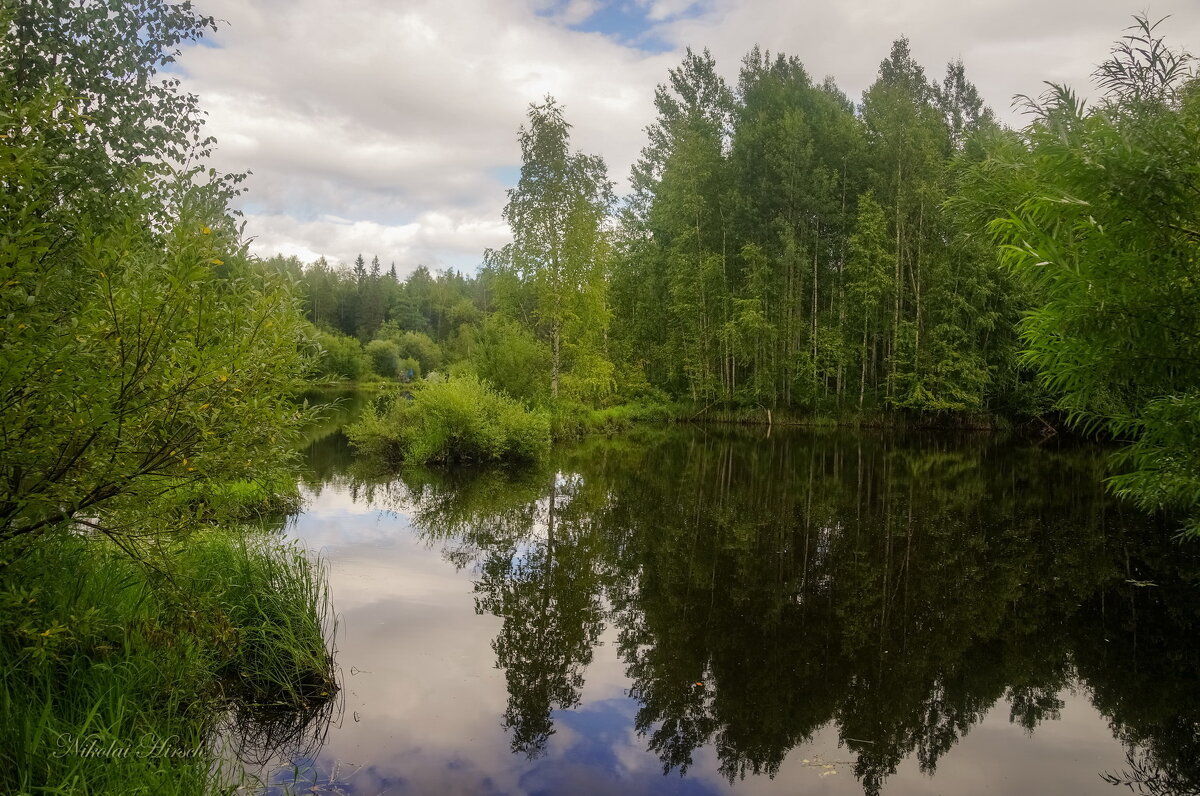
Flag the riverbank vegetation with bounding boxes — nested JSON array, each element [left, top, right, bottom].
[[0, 530, 336, 795], [323, 18, 1200, 534], [1, 1, 337, 792], [348, 374, 551, 465]]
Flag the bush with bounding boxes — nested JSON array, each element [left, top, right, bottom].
[[347, 373, 550, 465], [313, 330, 370, 380], [466, 316, 552, 403], [365, 339, 402, 378], [375, 325, 443, 375]]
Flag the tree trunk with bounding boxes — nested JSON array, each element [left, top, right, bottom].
[[551, 328, 560, 398]]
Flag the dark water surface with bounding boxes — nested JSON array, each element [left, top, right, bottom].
[[260, 395, 1200, 795]]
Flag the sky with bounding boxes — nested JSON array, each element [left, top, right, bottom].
[[175, 0, 1200, 277]]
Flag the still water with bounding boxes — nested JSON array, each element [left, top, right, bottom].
[[257, 393, 1200, 795]]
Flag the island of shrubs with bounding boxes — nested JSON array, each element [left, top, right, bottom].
[[347, 373, 552, 465]]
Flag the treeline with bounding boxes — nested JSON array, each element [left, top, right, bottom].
[[261, 255, 484, 381], [299, 19, 1200, 533], [612, 43, 1036, 414], [296, 41, 1041, 415]]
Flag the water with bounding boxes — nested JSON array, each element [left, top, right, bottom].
[[261, 395, 1200, 795]]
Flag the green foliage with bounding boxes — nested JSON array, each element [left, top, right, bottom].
[[0, 170, 309, 541], [294, 256, 485, 350], [180, 532, 336, 709], [0, 3, 312, 546], [965, 16, 1200, 531], [546, 399, 678, 440], [466, 315, 552, 403], [384, 328, 444, 375], [1, 0, 236, 217], [607, 41, 1017, 416], [311, 328, 370, 381], [347, 374, 551, 465], [365, 338, 402, 378], [485, 96, 615, 400], [0, 5, 339, 792], [155, 474, 303, 523], [0, 529, 336, 795]]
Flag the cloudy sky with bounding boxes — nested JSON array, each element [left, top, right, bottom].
[[175, 0, 1200, 277]]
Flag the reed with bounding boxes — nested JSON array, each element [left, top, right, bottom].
[[0, 527, 337, 795]]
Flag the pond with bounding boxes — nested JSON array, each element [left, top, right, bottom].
[[255, 393, 1200, 795]]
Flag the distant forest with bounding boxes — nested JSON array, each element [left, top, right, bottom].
[[273, 19, 1200, 531], [278, 39, 1032, 414]]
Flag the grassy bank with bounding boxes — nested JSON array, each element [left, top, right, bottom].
[[674, 403, 1011, 431], [548, 397, 1023, 437], [0, 528, 337, 795], [344, 373, 1037, 469]]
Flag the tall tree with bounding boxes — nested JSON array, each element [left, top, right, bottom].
[[486, 97, 614, 400], [860, 38, 955, 408], [614, 48, 733, 401]]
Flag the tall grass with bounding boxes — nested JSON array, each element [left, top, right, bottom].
[[0, 528, 337, 795], [154, 475, 305, 524], [546, 399, 681, 439], [180, 533, 336, 710], [348, 373, 551, 465]]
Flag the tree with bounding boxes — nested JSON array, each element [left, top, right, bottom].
[[486, 96, 614, 400], [616, 48, 733, 402], [0, 3, 309, 545], [365, 339, 402, 378], [1, 102, 307, 545], [844, 192, 894, 407], [726, 48, 862, 406], [966, 16, 1200, 532], [2, 0, 242, 220], [936, 59, 994, 151]]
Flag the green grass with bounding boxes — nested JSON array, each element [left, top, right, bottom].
[[156, 476, 304, 524], [546, 399, 683, 439], [628, 402, 1004, 431], [348, 373, 551, 465], [0, 528, 337, 795]]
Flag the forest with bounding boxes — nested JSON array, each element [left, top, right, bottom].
[[291, 42, 1027, 413], [292, 18, 1200, 534]]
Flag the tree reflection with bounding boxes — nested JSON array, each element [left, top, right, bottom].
[[371, 427, 1200, 794], [401, 465, 608, 757]]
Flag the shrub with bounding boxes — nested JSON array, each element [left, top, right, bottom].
[[467, 316, 552, 404], [365, 339, 402, 378], [313, 330, 370, 380], [375, 326, 443, 375], [347, 373, 550, 465]]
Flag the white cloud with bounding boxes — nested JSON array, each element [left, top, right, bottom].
[[181, 0, 675, 271], [243, 210, 511, 276], [655, 0, 1200, 118], [178, 0, 1200, 273]]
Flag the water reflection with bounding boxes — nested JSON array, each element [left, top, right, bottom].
[[286, 419, 1200, 795]]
